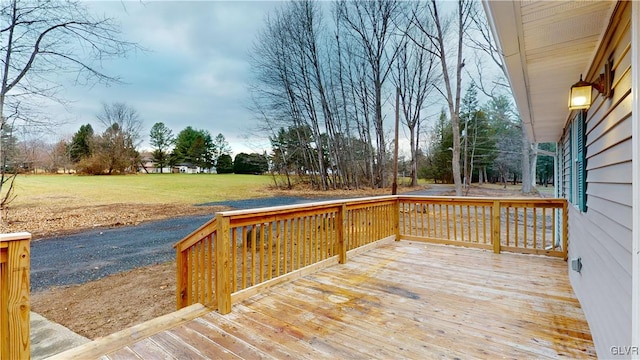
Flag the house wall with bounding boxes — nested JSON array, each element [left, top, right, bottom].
[[632, 0, 640, 351], [561, 2, 633, 357]]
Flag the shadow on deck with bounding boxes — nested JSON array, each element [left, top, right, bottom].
[[51, 240, 594, 359]]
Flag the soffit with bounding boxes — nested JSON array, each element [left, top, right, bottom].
[[483, 1, 616, 142]]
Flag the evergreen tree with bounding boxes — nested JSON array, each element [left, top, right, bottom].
[[422, 110, 453, 183], [234, 153, 268, 174], [536, 142, 556, 186], [173, 127, 216, 170], [216, 154, 234, 174], [486, 95, 521, 186], [69, 124, 94, 163], [149, 122, 175, 173]]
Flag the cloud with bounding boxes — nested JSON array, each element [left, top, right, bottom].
[[47, 1, 284, 154]]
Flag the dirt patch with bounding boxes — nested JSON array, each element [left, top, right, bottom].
[[31, 261, 176, 339], [1, 203, 221, 239]]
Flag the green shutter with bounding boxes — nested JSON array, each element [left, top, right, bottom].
[[577, 111, 587, 212], [568, 122, 573, 203]]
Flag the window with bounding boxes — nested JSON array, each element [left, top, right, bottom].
[[568, 111, 587, 212]]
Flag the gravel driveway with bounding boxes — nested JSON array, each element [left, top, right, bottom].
[[31, 186, 453, 292], [31, 196, 336, 292]]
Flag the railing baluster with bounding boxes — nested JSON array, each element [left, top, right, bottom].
[[445, 205, 450, 239], [407, 203, 413, 235], [524, 207, 528, 249], [251, 224, 256, 286], [283, 219, 288, 275], [231, 228, 237, 293], [377, 205, 382, 241], [241, 227, 247, 290], [467, 205, 472, 243], [452, 205, 457, 240], [367, 206, 372, 244], [311, 215, 316, 264], [552, 208, 557, 250], [437, 204, 442, 238], [515, 208, 519, 248], [268, 222, 274, 280], [506, 207, 510, 247], [319, 214, 325, 260], [187, 247, 193, 306], [293, 217, 298, 269], [482, 206, 487, 244], [542, 208, 547, 250], [209, 234, 214, 300], [533, 208, 538, 249], [259, 224, 265, 283], [303, 216, 308, 267]]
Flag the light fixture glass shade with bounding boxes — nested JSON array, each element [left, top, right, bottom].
[[569, 84, 592, 110]]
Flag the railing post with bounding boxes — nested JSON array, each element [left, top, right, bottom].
[[562, 200, 569, 260], [176, 243, 189, 310], [395, 197, 401, 241], [215, 213, 232, 314], [492, 201, 501, 254], [1, 232, 31, 360], [337, 204, 347, 264]]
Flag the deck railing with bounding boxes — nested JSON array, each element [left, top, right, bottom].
[[398, 197, 568, 257], [174, 196, 398, 312], [0, 232, 31, 360], [174, 196, 568, 312]]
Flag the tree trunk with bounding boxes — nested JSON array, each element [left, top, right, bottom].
[[530, 143, 538, 189], [520, 124, 532, 193], [411, 120, 420, 186]]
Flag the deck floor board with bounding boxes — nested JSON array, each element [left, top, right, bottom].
[[89, 241, 594, 359]]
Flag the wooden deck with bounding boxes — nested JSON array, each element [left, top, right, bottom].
[[52, 240, 595, 359]]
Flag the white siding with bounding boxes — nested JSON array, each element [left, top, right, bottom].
[[562, 2, 634, 357]]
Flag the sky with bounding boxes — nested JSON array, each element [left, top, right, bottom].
[[46, 1, 285, 155], [41, 0, 486, 158]]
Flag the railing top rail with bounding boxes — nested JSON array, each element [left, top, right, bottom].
[[498, 199, 567, 207], [0, 232, 31, 242], [215, 195, 398, 218], [397, 195, 566, 203], [173, 218, 217, 249]]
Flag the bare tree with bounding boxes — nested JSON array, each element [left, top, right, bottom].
[[410, 0, 474, 196], [393, 15, 438, 187], [49, 137, 72, 173], [0, 0, 135, 212], [251, 0, 413, 190], [336, 0, 405, 188], [467, 3, 536, 193], [250, 4, 324, 188]]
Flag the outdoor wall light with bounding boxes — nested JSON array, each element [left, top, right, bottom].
[[571, 257, 583, 273], [568, 60, 613, 110]]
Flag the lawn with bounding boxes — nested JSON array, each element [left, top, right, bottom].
[[9, 173, 274, 208]]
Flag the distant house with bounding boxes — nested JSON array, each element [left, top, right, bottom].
[[484, 1, 639, 356], [138, 152, 171, 173], [174, 163, 199, 174]]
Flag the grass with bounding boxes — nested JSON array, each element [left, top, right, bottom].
[[9, 173, 274, 208]]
